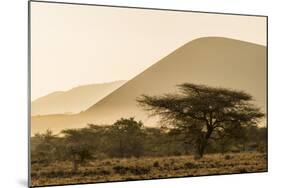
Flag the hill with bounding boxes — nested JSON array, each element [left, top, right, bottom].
[[31, 80, 126, 115], [31, 37, 266, 134]]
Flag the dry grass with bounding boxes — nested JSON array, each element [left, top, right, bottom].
[[31, 152, 267, 187]]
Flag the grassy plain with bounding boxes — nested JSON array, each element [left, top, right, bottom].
[[31, 152, 267, 187]]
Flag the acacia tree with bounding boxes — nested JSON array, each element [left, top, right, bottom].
[[32, 129, 57, 164], [109, 117, 144, 157], [137, 83, 264, 158], [61, 128, 95, 172]]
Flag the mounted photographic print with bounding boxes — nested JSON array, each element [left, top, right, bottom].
[[29, 1, 268, 187]]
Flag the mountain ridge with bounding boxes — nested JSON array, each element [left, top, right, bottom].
[[31, 80, 126, 115]]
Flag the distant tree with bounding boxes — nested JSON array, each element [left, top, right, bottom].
[[61, 129, 94, 172], [138, 83, 264, 158], [142, 127, 163, 156], [109, 117, 144, 157], [32, 129, 57, 164], [239, 126, 267, 152]]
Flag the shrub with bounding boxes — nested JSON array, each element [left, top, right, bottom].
[[113, 165, 129, 175], [129, 166, 151, 175], [153, 161, 160, 168], [224, 155, 232, 160], [184, 162, 197, 169], [113, 165, 151, 175]]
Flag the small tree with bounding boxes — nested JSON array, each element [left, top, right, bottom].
[[109, 117, 144, 157], [138, 83, 264, 158], [61, 129, 93, 172], [32, 129, 57, 164]]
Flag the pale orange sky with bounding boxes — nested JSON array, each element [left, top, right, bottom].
[[31, 2, 266, 100]]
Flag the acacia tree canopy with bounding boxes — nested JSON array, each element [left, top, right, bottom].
[[137, 83, 264, 158], [61, 128, 96, 171], [109, 117, 144, 157]]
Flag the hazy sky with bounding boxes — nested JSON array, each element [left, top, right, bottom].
[[31, 2, 266, 100]]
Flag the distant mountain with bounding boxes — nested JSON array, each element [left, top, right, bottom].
[[31, 37, 266, 135], [31, 80, 126, 115]]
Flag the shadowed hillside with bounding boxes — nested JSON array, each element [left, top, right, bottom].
[[31, 37, 266, 134], [31, 80, 126, 115]]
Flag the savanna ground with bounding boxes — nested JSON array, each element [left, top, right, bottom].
[[31, 151, 267, 187]]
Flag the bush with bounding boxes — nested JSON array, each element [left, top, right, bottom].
[[153, 161, 160, 167], [257, 143, 267, 153], [184, 162, 197, 169], [224, 155, 232, 160], [129, 166, 151, 175], [113, 165, 130, 175], [113, 165, 151, 175]]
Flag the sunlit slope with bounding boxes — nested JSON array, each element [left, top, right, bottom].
[[84, 37, 266, 123]]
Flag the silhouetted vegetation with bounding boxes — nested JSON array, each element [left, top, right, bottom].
[[137, 83, 264, 158], [31, 119, 267, 165]]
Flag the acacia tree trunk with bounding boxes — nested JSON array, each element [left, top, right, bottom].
[[119, 138, 124, 158], [195, 127, 213, 159], [197, 139, 207, 158]]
